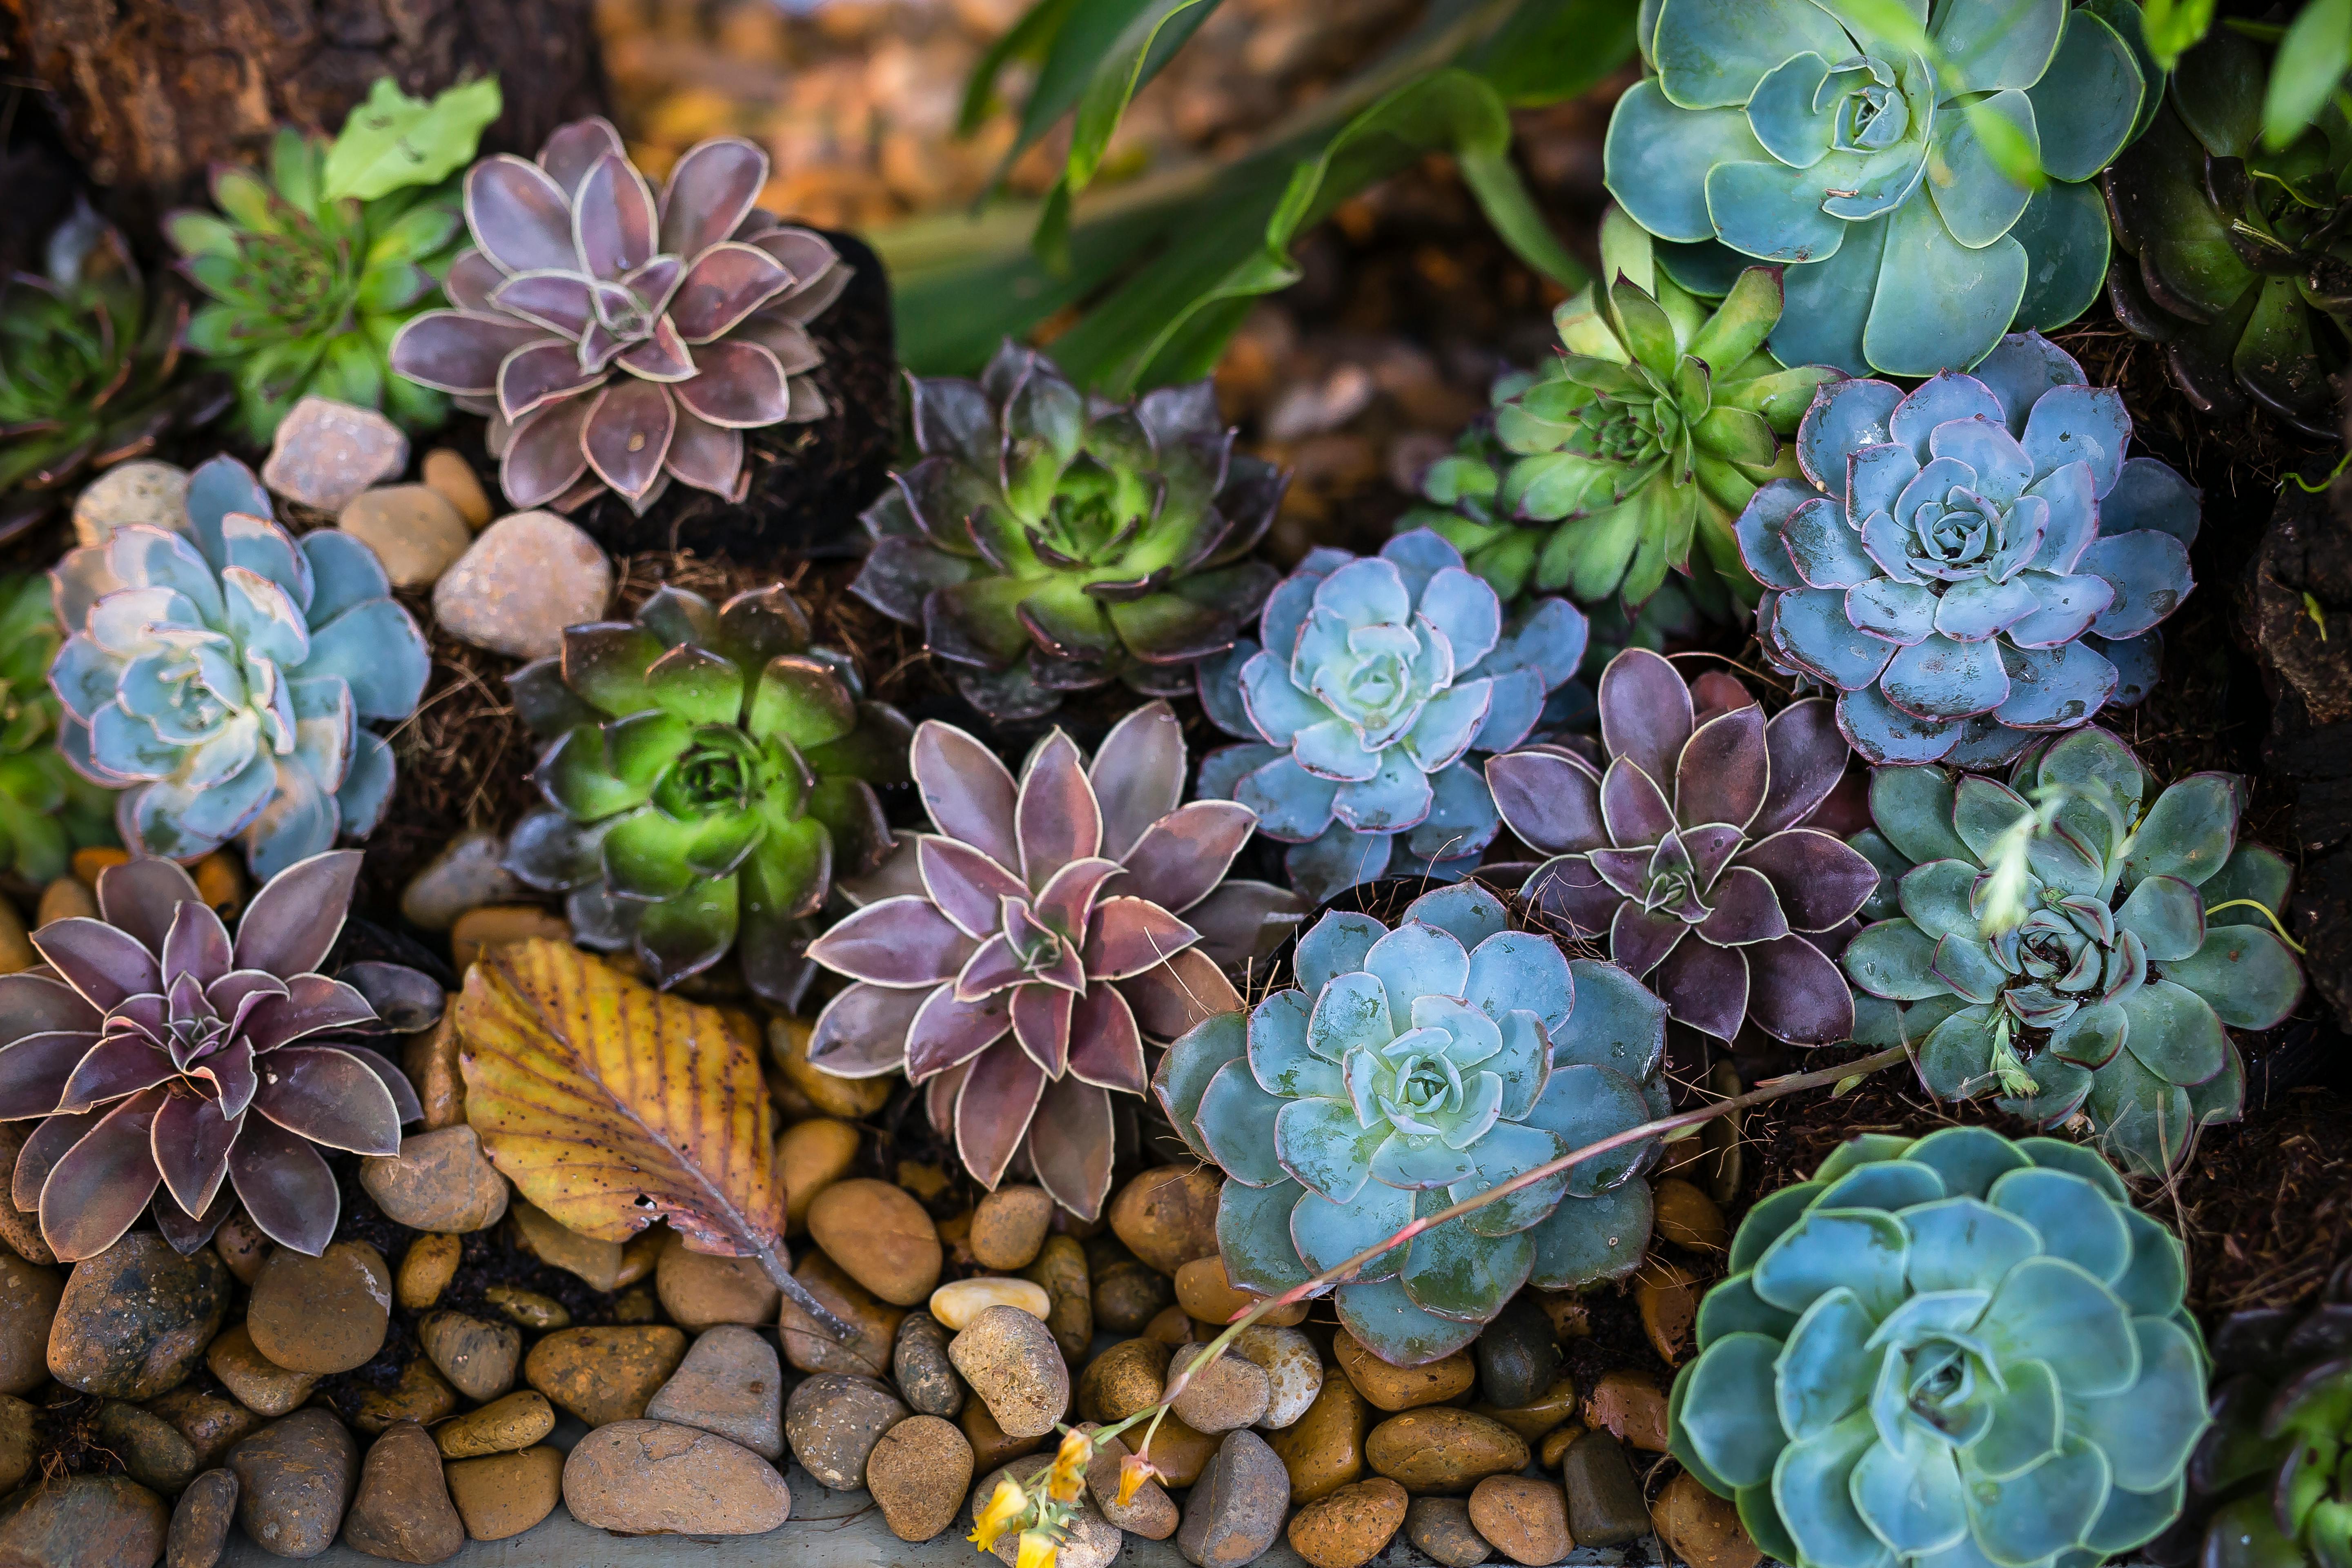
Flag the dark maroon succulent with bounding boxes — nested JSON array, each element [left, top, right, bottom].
[[1486, 648, 1874, 1045]]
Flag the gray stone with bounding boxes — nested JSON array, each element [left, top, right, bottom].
[[398, 832, 525, 933], [74, 461, 189, 548], [1167, 1342, 1270, 1434], [891, 1312, 963, 1419], [561, 1421, 791, 1536], [341, 1420, 463, 1563], [0, 1251, 61, 1395], [1405, 1497, 1493, 1566], [336, 486, 470, 589], [229, 1409, 359, 1560], [1474, 1298, 1560, 1412], [48, 1232, 229, 1400], [0, 1474, 167, 1568], [1175, 1429, 1288, 1568], [357, 1127, 508, 1233], [432, 512, 612, 659], [1560, 1428, 1651, 1547], [784, 1372, 907, 1492], [0, 1396, 34, 1494], [263, 399, 407, 512], [95, 1401, 198, 1494], [642, 1324, 784, 1460], [167, 1470, 238, 1568]]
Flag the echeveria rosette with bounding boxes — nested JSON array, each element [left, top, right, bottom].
[[1670, 1126, 2209, 1568], [1196, 530, 1589, 905], [0, 852, 425, 1261], [502, 584, 911, 1010], [0, 576, 118, 884], [803, 705, 1300, 1220], [1156, 882, 1670, 1367], [1607, 0, 2147, 376], [1738, 331, 2199, 768], [390, 117, 849, 516], [1488, 648, 1876, 1047], [852, 341, 1284, 721], [49, 455, 430, 880], [1842, 725, 2305, 1176]]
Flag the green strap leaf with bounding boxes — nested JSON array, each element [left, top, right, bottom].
[[2262, 0, 2352, 147], [957, 0, 1079, 138], [322, 76, 503, 203]]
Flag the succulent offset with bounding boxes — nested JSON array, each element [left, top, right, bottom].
[[1197, 530, 1588, 904], [1739, 332, 2199, 767], [0, 853, 426, 1259], [1844, 725, 2304, 1176], [1672, 1127, 2209, 1568], [804, 705, 1298, 1218], [1158, 881, 1669, 1366], [2104, 26, 2352, 438], [503, 584, 911, 1009], [1488, 648, 1876, 1047], [49, 456, 431, 879], [0, 576, 116, 884], [852, 342, 1284, 720], [390, 117, 850, 516], [1607, 0, 2146, 376]]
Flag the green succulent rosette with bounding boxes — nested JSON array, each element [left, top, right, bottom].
[[0, 575, 116, 882]]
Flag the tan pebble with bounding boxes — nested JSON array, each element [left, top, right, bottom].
[[71, 847, 129, 884], [946, 1305, 1067, 1440], [245, 1240, 391, 1374], [1287, 1477, 1409, 1568], [958, 1393, 1044, 1474], [1091, 1258, 1172, 1333], [1268, 1370, 1368, 1504], [36, 878, 96, 925], [1078, 1337, 1170, 1424], [1473, 1374, 1581, 1443], [777, 1117, 859, 1236], [896, 1160, 949, 1202], [1106, 1165, 1222, 1275], [1169, 1341, 1271, 1433], [349, 1359, 459, 1434], [1365, 1409, 1528, 1493], [1143, 1304, 1198, 1346], [145, 1387, 261, 1469], [1581, 1368, 1668, 1452], [562, 1419, 791, 1535], [431, 511, 610, 660], [444, 1445, 563, 1541], [336, 484, 470, 588], [450, 905, 570, 975], [768, 1015, 891, 1117], [1530, 1291, 1589, 1343], [1652, 1178, 1729, 1252], [807, 1178, 942, 1306], [864, 1414, 973, 1542], [416, 1310, 521, 1401], [654, 1229, 779, 1330], [1130, 1409, 1218, 1488], [212, 1213, 271, 1285], [421, 449, 492, 528], [508, 1200, 633, 1291], [1335, 1327, 1474, 1411], [394, 1234, 460, 1311], [1081, 1424, 1177, 1538], [401, 1011, 465, 1131], [777, 1252, 902, 1379], [191, 854, 245, 922], [1537, 1421, 1584, 1468], [1468, 1475, 1572, 1566], [357, 1125, 508, 1233], [435, 1390, 556, 1459], [1233, 1324, 1321, 1429], [0, 898, 33, 975], [525, 1326, 687, 1427], [204, 1324, 316, 1418], [928, 1276, 1049, 1330], [969, 1186, 1055, 1271], [1024, 1233, 1092, 1361], [1652, 1468, 1763, 1568], [483, 1284, 569, 1331], [1174, 1254, 1307, 1328], [1637, 1261, 1700, 1364]]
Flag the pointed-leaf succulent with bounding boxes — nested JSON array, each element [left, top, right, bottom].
[[49, 456, 431, 879], [803, 704, 1300, 1219], [1158, 881, 1669, 1367], [852, 342, 1285, 721], [1739, 331, 2199, 768], [1672, 1127, 2208, 1568], [1843, 725, 2305, 1176], [503, 584, 911, 1010]]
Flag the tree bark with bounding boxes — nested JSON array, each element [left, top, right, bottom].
[[3, 0, 607, 219]]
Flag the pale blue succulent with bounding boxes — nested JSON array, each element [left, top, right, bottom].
[[1671, 1126, 2209, 1568], [1196, 530, 1588, 904], [1607, 0, 2151, 376], [1738, 332, 2198, 768], [1156, 882, 1669, 1366], [49, 455, 430, 878]]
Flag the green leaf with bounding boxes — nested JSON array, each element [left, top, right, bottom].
[[2140, 0, 2217, 69], [957, 0, 1078, 137], [1459, 0, 1642, 108], [323, 76, 503, 203], [2262, 0, 2352, 148], [1009, 0, 1225, 185]]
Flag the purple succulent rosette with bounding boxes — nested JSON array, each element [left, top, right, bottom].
[[390, 117, 851, 517], [0, 853, 428, 1261], [1737, 332, 2199, 768], [1488, 649, 1876, 1046], [1196, 530, 1588, 905], [802, 704, 1301, 1218]]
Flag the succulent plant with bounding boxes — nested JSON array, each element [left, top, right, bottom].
[[851, 341, 1285, 722], [803, 704, 1300, 1219], [49, 456, 430, 880], [1737, 331, 2199, 768], [1843, 725, 2305, 1175], [502, 584, 912, 1009], [1671, 1126, 2208, 1568], [1196, 530, 1589, 904], [0, 576, 117, 885], [2150, 1259, 2352, 1568], [0, 205, 230, 536], [2104, 25, 2352, 438], [1487, 648, 1876, 1047], [1607, 0, 2147, 376], [1157, 880, 1669, 1366], [390, 118, 851, 517], [0, 852, 427, 1259]]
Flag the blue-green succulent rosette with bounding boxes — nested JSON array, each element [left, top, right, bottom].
[[1738, 332, 2197, 769], [1670, 1127, 2210, 1568], [1607, 0, 2152, 377], [1156, 882, 1669, 1366], [1196, 530, 1587, 904]]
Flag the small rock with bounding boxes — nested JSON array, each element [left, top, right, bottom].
[[74, 460, 189, 547], [0, 1475, 167, 1568], [1169, 1342, 1270, 1433], [969, 1187, 1054, 1270], [973, 1466, 1120, 1568], [644, 1324, 783, 1459], [432, 512, 612, 659], [398, 833, 525, 934], [1078, 1338, 1169, 1424], [48, 1232, 229, 1399], [1653, 1468, 1763, 1568], [336, 486, 470, 588], [1637, 1261, 1700, 1365], [1365, 1409, 1529, 1493], [166, 1470, 238, 1568], [891, 1312, 964, 1419], [394, 1234, 460, 1312], [562, 1420, 792, 1535], [1652, 1177, 1730, 1252], [1468, 1475, 1572, 1566], [483, 1284, 568, 1330], [612, 1285, 659, 1323], [401, 1012, 466, 1131], [525, 1325, 687, 1427], [867, 1414, 974, 1542], [264, 398, 408, 511], [1135, 1410, 1220, 1488], [929, 1276, 1050, 1330], [766, 1017, 892, 1118], [507, 1202, 656, 1292], [1407, 1497, 1493, 1566], [777, 1252, 902, 1379], [416, 1312, 521, 1403], [1336, 1328, 1474, 1412], [1475, 1298, 1562, 1411], [1233, 1324, 1320, 1430], [1174, 1256, 1305, 1329], [1560, 1428, 1650, 1547], [209, 1215, 269, 1287], [358, 1128, 508, 1234], [1475, 1374, 1581, 1443], [420, 449, 491, 528], [229, 1408, 359, 1559], [655, 1230, 780, 1330], [433, 1391, 555, 1459], [949, 1305, 1069, 1440], [1082, 1425, 1177, 1539], [1530, 1291, 1589, 1345], [807, 1179, 941, 1307], [1107, 1167, 1222, 1276], [958, 1394, 1045, 1474], [1176, 1428, 1288, 1568], [1268, 1370, 1369, 1506], [0, 901, 30, 978], [1092, 1260, 1173, 1334], [777, 1117, 860, 1236], [348, 1360, 459, 1435], [1581, 1368, 1669, 1452], [0, 1396, 36, 1491], [95, 1401, 198, 1493], [785, 1373, 908, 1491], [246, 1240, 391, 1374], [1145, 1305, 1203, 1346], [206, 1323, 317, 1418], [1287, 1477, 1409, 1568], [0, 1252, 61, 1394], [1538, 1423, 1583, 1468], [35, 878, 96, 926], [442, 1446, 564, 1541], [192, 853, 246, 922], [0, 1128, 54, 1265], [342, 1420, 463, 1564], [145, 1389, 261, 1470], [1024, 1234, 1092, 1361]]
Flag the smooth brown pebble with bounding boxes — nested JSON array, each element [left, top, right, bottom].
[[36, 877, 97, 925], [1335, 1328, 1474, 1411], [526, 1326, 687, 1428], [205, 1324, 316, 1418], [866, 1414, 973, 1542], [1133, 1410, 1218, 1488], [1024, 1233, 1092, 1360], [246, 1241, 391, 1374], [507, 1201, 657, 1292], [891, 1312, 964, 1419], [0, 1396, 31, 1493], [229, 1408, 358, 1559], [777, 1117, 860, 1236], [1079, 1337, 1169, 1424], [434, 1391, 555, 1459], [417, 1311, 520, 1402], [1107, 1165, 1222, 1275], [1176, 1428, 1289, 1568], [0, 1475, 166, 1568], [421, 449, 492, 528], [1653, 1468, 1764, 1568], [1365, 1409, 1528, 1493], [1174, 1255, 1306, 1328], [655, 1230, 778, 1330], [563, 1420, 791, 1535], [1652, 1177, 1730, 1252], [1082, 1425, 1176, 1539], [1091, 1259, 1172, 1334], [928, 1276, 1050, 1330], [450, 906, 572, 976], [1581, 1369, 1669, 1452], [1287, 1477, 1409, 1568], [349, 1360, 459, 1434], [147, 1388, 262, 1470], [1561, 1428, 1651, 1546], [336, 485, 469, 589], [1538, 1423, 1584, 1468], [357, 1127, 507, 1234], [642, 1323, 784, 1459], [778, 1252, 902, 1379], [1169, 1341, 1271, 1433], [394, 1235, 460, 1311], [1407, 1496, 1493, 1566], [402, 1013, 465, 1130], [341, 1419, 463, 1563], [95, 1401, 198, 1494], [1474, 1374, 1582, 1443], [167, 1470, 238, 1568], [0, 1253, 59, 1396], [806, 1179, 942, 1306], [483, 1284, 568, 1331], [1637, 1261, 1699, 1364], [443, 1446, 563, 1542], [958, 1394, 1044, 1474], [1468, 1476, 1571, 1566], [783, 1373, 906, 1491], [969, 1186, 1054, 1270], [1270, 1371, 1370, 1505]]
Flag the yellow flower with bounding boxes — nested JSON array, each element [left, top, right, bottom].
[[1016, 1531, 1059, 1568], [1114, 1451, 1159, 1509], [968, 1476, 1027, 1554], [1045, 1429, 1090, 1504]]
